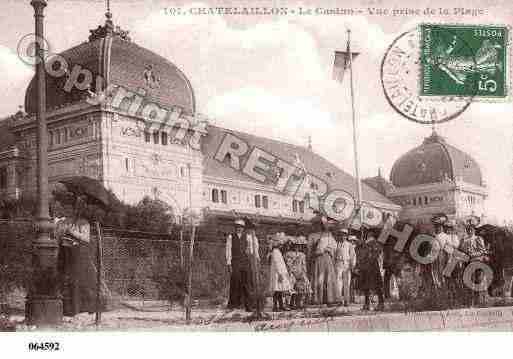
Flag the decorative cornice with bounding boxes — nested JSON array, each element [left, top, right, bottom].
[[89, 7, 131, 43], [10, 101, 100, 131]]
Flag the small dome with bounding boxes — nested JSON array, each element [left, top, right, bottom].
[[25, 22, 195, 115], [390, 131, 483, 188]]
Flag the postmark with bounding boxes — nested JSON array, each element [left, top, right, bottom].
[[420, 24, 510, 100], [381, 28, 471, 124]]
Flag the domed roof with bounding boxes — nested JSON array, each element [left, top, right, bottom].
[[390, 131, 483, 188], [25, 18, 195, 115]]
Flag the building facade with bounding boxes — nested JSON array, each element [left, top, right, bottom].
[[364, 131, 488, 225], [0, 16, 402, 227]]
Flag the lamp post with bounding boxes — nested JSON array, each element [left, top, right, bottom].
[[25, 0, 63, 326]]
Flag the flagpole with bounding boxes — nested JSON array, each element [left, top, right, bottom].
[[347, 29, 363, 223]]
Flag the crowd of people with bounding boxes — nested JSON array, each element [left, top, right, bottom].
[[422, 213, 490, 308], [226, 215, 389, 312], [225, 213, 513, 313]]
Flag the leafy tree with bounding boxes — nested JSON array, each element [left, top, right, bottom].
[[123, 196, 175, 233]]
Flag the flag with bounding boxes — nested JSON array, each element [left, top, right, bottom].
[[332, 43, 360, 84]]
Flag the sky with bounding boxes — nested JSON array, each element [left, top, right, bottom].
[[0, 0, 512, 221]]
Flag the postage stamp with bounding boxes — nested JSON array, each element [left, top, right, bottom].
[[381, 28, 471, 124], [420, 24, 510, 100]]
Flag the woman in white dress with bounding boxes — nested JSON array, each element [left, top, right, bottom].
[[268, 233, 292, 312]]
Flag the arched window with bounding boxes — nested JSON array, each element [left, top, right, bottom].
[[299, 201, 305, 213], [292, 199, 298, 212], [212, 189, 219, 203], [221, 190, 227, 204], [254, 195, 261, 208], [55, 129, 61, 144], [0, 167, 7, 189], [262, 195, 268, 209], [413, 198, 416, 206], [424, 196, 428, 205]]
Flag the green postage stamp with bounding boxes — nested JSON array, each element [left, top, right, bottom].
[[420, 24, 510, 100]]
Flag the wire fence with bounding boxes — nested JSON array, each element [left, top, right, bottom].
[[98, 227, 230, 309], [0, 220, 238, 315]]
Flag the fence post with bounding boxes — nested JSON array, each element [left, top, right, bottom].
[[95, 222, 103, 326], [186, 224, 196, 323], [179, 226, 184, 269]]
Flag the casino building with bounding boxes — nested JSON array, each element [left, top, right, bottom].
[[364, 130, 488, 225], [0, 13, 486, 230]]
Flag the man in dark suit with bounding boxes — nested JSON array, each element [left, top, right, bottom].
[[226, 219, 254, 311]]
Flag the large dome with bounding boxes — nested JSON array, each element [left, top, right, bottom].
[[25, 19, 195, 115], [390, 131, 483, 188]]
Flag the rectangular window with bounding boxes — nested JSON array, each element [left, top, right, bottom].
[[144, 131, 151, 143], [153, 131, 159, 144], [0, 167, 7, 189], [125, 158, 130, 172], [221, 190, 227, 204], [254, 195, 261, 208], [292, 199, 298, 213], [161, 132, 168, 146], [262, 195, 268, 209]]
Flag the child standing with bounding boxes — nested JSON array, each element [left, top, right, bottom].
[[268, 233, 292, 312], [284, 236, 312, 309]]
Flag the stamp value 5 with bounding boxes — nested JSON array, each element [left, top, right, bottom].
[[420, 24, 509, 100]]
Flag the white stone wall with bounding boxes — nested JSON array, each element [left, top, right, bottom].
[[388, 181, 486, 223], [101, 112, 204, 218], [202, 176, 314, 220], [11, 112, 103, 195]]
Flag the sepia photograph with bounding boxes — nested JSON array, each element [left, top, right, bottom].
[[1, 0, 513, 354]]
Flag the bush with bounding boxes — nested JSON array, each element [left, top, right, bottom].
[[123, 197, 175, 233], [0, 223, 32, 303], [0, 315, 16, 331]]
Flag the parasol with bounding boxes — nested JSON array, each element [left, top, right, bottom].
[[58, 176, 120, 210]]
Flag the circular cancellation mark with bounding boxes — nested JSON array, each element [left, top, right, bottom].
[[381, 28, 475, 125]]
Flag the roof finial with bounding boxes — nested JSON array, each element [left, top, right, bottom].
[[307, 135, 312, 151], [105, 0, 114, 30], [90, 0, 132, 41]]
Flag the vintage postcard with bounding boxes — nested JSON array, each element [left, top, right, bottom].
[[1, 0, 513, 355]]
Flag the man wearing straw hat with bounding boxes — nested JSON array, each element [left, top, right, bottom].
[[431, 213, 450, 291], [334, 227, 356, 306], [460, 215, 489, 307], [244, 218, 262, 316], [354, 224, 385, 311], [226, 218, 255, 311]]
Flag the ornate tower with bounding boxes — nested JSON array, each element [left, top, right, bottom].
[[387, 130, 487, 224]]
